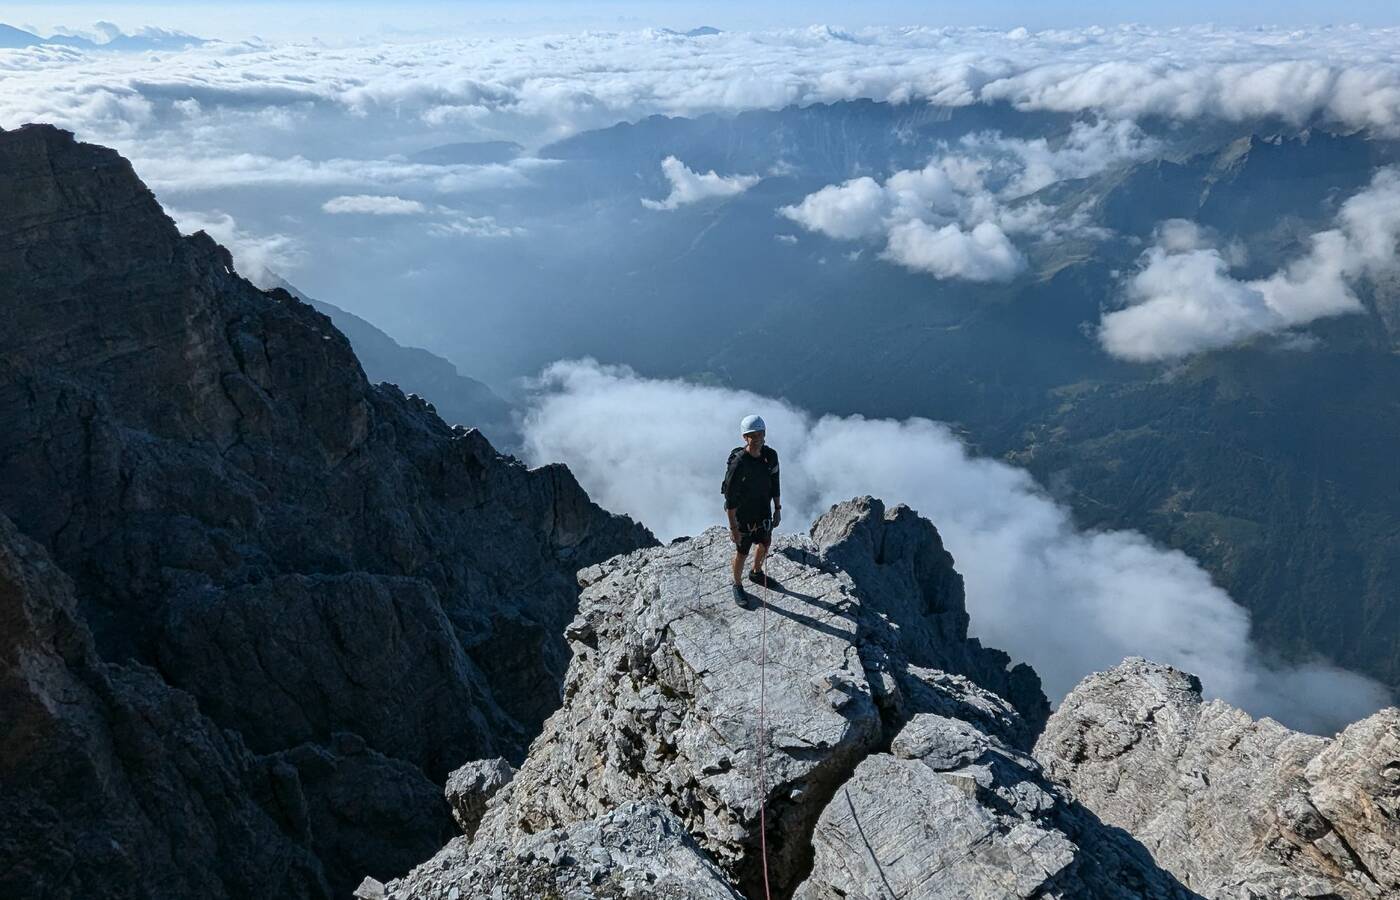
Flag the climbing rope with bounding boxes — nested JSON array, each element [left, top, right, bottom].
[[756, 567, 773, 900]]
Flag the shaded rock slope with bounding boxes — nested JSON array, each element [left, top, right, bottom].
[[1, 511, 325, 898], [0, 122, 655, 898], [385, 498, 1201, 900], [1036, 658, 1400, 899]]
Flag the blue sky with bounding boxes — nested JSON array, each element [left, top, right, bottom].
[[8, 1, 1400, 41]]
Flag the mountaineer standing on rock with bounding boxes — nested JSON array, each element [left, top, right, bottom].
[[723, 414, 781, 607]]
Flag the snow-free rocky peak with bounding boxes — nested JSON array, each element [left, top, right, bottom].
[[1036, 657, 1400, 899], [384, 497, 1199, 899]]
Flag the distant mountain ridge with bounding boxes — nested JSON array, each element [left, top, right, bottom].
[[408, 141, 523, 166], [264, 274, 519, 451]]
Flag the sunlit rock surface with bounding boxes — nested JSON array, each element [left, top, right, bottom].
[[1036, 658, 1400, 899], [388, 499, 1196, 899]]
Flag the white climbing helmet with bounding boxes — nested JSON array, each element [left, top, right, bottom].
[[741, 414, 766, 435]]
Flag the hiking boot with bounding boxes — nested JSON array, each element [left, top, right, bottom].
[[732, 582, 752, 608]]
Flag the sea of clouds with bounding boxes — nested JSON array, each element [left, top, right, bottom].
[[7, 24, 1400, 151], [6, 23, 1399, 359]]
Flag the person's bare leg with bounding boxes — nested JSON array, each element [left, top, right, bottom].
[[732, 547, 747, 585], [751, 542, 768, 575]]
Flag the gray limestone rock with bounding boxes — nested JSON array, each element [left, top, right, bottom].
[[387, 802, 741, 900], [796, 704, 1196, 900], [811, 496, 1049, 740], [354, 878, 388, 900], [445, 758, 517, 838], [391, 499, 1195, 899], [795, 752, 1077, 900], [473, 524, 885, 896], [1035, 657, 1400, 899]]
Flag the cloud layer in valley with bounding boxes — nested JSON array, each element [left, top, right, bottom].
[[779, 119, 1154, 280], [641, 155, 760, 210], [520, 357, 1393, 735], [1099, 166, 1400, 360]]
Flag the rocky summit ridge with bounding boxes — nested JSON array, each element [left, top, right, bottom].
[[375, 503, 1400, 899], [381, 498, 1203, 900]]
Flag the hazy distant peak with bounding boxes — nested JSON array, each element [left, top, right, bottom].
[[656, 26, 722, 38], [0, 21, 205, 51], [407, 140, 523, 166]]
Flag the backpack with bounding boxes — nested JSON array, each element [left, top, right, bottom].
[[721, 447, 744, 496]]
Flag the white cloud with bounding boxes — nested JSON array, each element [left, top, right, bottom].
[[961, 117, 1160, 196], [426, 212, 524, 238], [780, 119, 1153, 280], [778, 176, 887, 240], [1099, 167, 1400, 360], [1098, 241, 1280, 360], [641, 155, 760, 210], [166, 206, 302, 286], [322, 194, 427, 215], [520, 357, 1393, 736], [316, 193, 523, 235], [880, 219, 1025, 281], [127, 151, 553, 195]]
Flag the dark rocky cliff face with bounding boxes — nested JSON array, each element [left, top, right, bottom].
[[0, 511, 329, 899], [0, 122, 656, 898]]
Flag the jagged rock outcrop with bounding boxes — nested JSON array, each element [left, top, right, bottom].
[[808, 496, 1049, 741], [445, 758, 516, 838], [0, 122, 655, 897], [1035, 657, 1400, 899], [386, 498, 1198, 899]]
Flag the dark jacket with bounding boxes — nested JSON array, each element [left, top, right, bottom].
[[722, 445, 780, 524]]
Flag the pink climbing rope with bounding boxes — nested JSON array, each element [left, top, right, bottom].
[[756, 568, 773, 900]]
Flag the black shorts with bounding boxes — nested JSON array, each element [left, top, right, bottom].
[[734, 518, 772, 554]]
